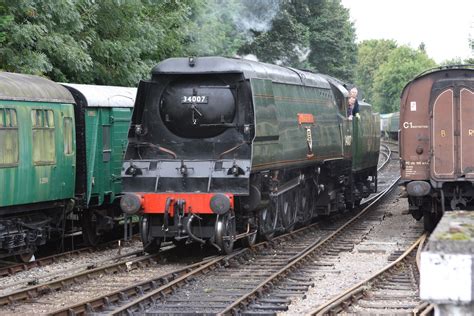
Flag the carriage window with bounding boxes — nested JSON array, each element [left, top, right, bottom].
[[45, 110, 54, 127], [0, 108, 19, 167], [32, 109, 56, 164], [63, 117, 74, 155], [102, 125, 111, 162]]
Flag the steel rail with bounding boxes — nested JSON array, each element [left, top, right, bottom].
[[104, 224, 323, 315], [378, 143, 392, 171], [308, 232, 428, 315], [0, 249, 146, 292], [48, 256, 220, 316], [0, 235, 140, 278], [107, 256, 234, 316], [0, 249, 167, 307], [49, 222, 320, 315], [217, 177, 399, 315], [0, 246, 95, 277]]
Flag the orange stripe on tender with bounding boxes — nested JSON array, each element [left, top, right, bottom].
[[141, 193, 234, 215]]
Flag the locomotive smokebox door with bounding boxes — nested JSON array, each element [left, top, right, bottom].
[[160, 77, 236, 139]]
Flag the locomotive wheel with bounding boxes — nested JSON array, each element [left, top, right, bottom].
[[15, 252, 35, 263], [81, 209, 101, 246], [140, 215, 162, 253], [241, 216, 258, 247], [215, 211, 236, 254], [172, 239, 188, 247], [280, 190, 297, 232], [258, 200, 278, 241], [298, 182, 313, 225]]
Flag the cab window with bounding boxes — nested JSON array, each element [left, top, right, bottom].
[[0, 108, 19, 167]]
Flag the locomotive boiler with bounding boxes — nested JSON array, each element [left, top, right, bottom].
[[120, 57, 380, 253], [400, 65, 474, 231]]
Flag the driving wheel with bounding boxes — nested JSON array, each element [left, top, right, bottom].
[[215, 211, 236, 254]]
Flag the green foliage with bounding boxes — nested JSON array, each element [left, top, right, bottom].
[[354, 39, 397, 103], [465, 36, 474, 64], [1, 0, 88, 76], [304, 0, 356, 81], [0, 0, 193, 85], [372, 45, 436, 113], [439, 57, 465, 66], [184, 0, 245, 56], [0, 1, 12, 45]]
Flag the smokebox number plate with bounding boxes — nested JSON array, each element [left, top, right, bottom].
[[181, 95, 208, 104]]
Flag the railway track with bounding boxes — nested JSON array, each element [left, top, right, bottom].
[[308, 234, 431, 315], [46, 223, 322, 316], [43, 176, 399, 315], [0, 236, 140, 278], [0, 246, 98, 277], [0, 243, 186, 309]]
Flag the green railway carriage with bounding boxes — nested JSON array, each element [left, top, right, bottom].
[[120, 57, 380, 254], [61, 84, 135, 245], [0, 73, 136, 259], [0, 73, 76, 259]]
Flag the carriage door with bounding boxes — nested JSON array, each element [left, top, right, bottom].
[[431, 81, 474, 180], [459, 86, 474, 179]]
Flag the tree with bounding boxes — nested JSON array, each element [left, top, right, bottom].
[[1, 0, 90, 77], [440, 57, 464, 66], [0, 0, 194, 85], [63, 0, 195, 85], [238, 0, 357, 81], [303, 0, 357, 81], [0, 2, 12, 45], [372, 45, 436, 113], [354, 39, 397, 103], [466, 36, 474, 64], [183, 0, 246, 57]]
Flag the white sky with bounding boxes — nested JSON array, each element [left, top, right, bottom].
[[340, 0, 473, 63]]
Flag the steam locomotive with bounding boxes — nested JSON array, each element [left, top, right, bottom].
[[400, 65, 474, 231], [120, 57, 380, 254]]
